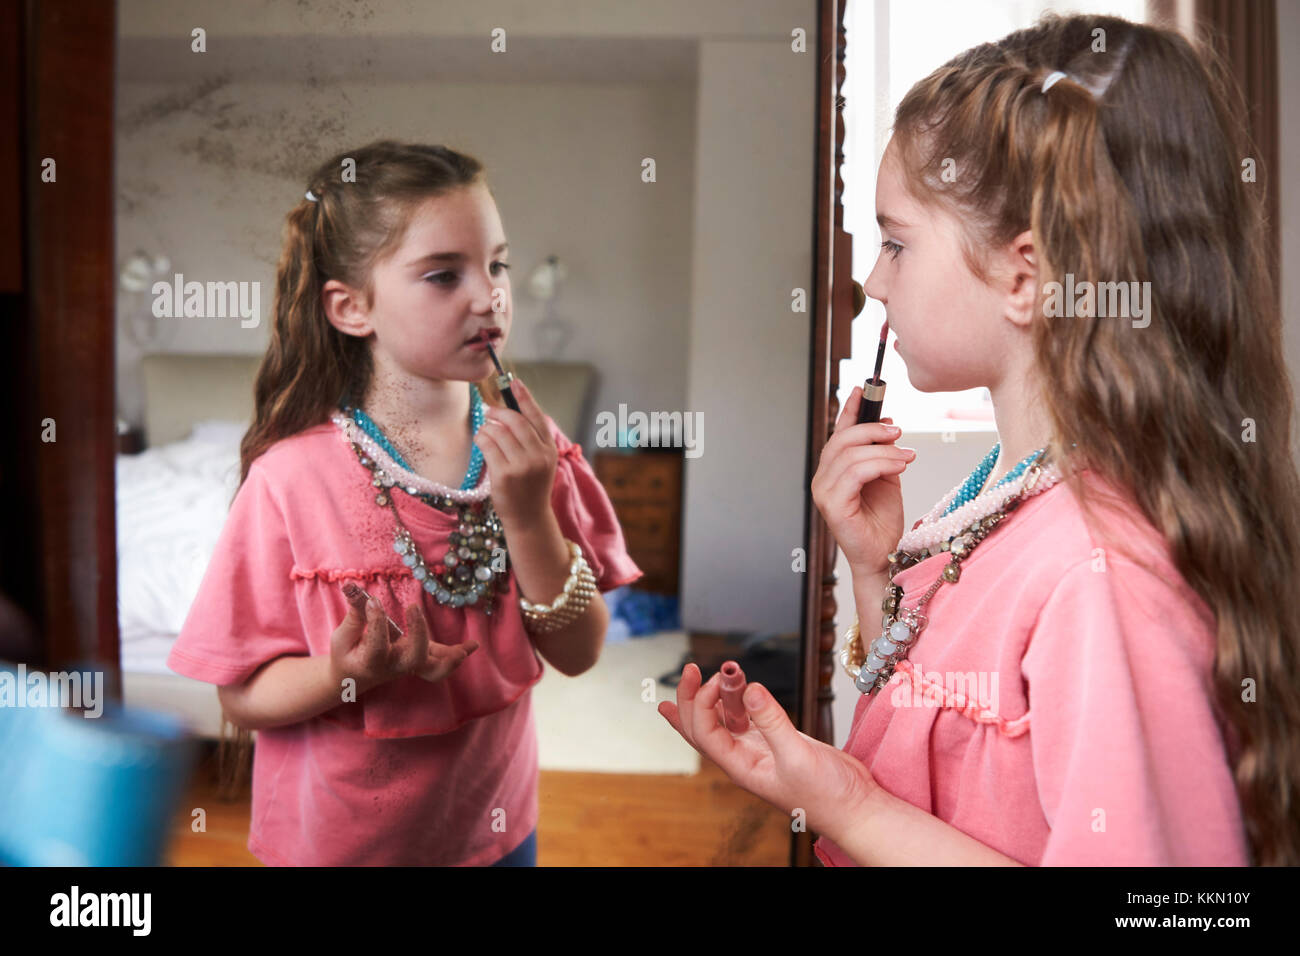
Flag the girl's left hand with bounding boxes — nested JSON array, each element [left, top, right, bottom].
[[473, 379, 558, 530], [658, 663, 881, 839]]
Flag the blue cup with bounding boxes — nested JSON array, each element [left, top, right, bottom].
[[0, 665, 198, 866]]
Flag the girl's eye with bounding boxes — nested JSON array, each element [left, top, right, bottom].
[[422, 262, 510, 285], [880, 239, 903, 260]]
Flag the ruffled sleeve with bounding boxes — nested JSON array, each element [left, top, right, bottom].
[[166, 460, 310, 686], [546, 417, 644, 592], [1020, 556, 1249, 865]]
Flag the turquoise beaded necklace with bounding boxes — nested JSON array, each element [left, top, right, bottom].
[[942, 441, 1048, 517], [347, 383, 486, 491]]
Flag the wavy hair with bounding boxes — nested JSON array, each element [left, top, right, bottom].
[[890, 13, 1299, 864], [217, 140, 512, 798]]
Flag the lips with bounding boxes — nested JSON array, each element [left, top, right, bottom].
[[465, 329, 503, 345]]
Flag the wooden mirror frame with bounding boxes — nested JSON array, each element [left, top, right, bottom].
[[792, 0, 853, 867]]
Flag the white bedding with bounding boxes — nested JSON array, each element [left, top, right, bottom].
[[116, 420, 247, 673]]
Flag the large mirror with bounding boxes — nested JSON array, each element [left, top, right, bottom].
[[111, 0, 823, 866]]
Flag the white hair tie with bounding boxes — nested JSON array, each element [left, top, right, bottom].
[[305, 189, 319, 202], [1041, 70, 1068, 93]]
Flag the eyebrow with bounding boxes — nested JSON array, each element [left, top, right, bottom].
[[876, 213, 909, 231], [409, 242, 509, 266]]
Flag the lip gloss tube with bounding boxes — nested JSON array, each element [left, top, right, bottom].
[[857, 318, 889, 424], [856, 378, 886, 424], [718, 661, 750, 734]]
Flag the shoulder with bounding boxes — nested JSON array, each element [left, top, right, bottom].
[[1021, 471, 1217, 672], [243, 420, 345, 501], [996, 468, 1194, 597]]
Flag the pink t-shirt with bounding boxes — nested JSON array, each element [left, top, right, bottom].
[[814, 468, 1250, 866], [167, 411, 643, 866]]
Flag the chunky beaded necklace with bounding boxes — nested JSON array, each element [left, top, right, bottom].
[[842, 442, 1065, 695], [331, 384, 508, 615], [942, 442, 1044, 516], [898, 442, 1055, 558], [349, 383, 487, 491]]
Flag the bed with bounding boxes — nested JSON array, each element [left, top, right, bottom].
[[118, 353, 598, 738]]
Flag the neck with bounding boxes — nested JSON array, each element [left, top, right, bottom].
[[358, 361, 471, 442], [985, 368, 1054, 489]]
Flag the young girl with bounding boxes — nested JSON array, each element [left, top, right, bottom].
[[168, 140, 643, 866], [661, 13, 1300, 866]]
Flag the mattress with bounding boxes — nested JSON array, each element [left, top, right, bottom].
[[116, 420, 247, 738]]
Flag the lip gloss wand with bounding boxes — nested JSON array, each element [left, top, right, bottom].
[[856, 319, 889, 425], [483, 339, 521, 413]]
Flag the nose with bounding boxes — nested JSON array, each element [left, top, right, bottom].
[[863, 257, 887, 306], [471, 273, 508, 316]]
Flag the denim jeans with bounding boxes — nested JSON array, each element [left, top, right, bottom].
[[489, 828, 537, 866]]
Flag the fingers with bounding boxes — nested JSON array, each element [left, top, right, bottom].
[[340, 581, 368, 615], [833, 386, 864, 434], [419, 639, 479, 682], [329, 600, 367, 663], [472, 422, 500, 466], [361, 598, 391, 655], [506, 379, 556, 452], [404, 603, 429, 644], [691, 671, 726, 738], [480, 409, 529, 459], [817, 442, 915, 505], [674, 662, 702, 743], [332, 584, 369, 647], [832, 389, 892, 434], [657, 700, 684, 736], [824, 447, 914, 504], [392, 603, 430, 672], [819, 421, 904, 477]]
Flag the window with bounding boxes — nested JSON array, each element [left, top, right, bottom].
[[840, 0, 1148, 431]]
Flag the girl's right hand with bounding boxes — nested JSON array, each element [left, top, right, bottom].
[[810, 387, 916, 577], [330, 588, 479, 694]]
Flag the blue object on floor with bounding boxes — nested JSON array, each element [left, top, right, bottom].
[[608, 587, 681, 636], [0, 663, 199, 866]]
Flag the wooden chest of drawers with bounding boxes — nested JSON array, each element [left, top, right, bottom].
[[594, 451, 683, 595]]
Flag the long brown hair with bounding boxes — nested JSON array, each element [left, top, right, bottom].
[[217, 140, 513, 798], [890, 13, 1299, 865]]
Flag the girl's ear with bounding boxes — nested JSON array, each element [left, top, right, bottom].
[[321, 279, 373, 337], [1003, 228, 1039, 329]]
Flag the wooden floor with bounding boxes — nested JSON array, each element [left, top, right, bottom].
[[165, 632, 801, 866], [164, 741, 793, 866]]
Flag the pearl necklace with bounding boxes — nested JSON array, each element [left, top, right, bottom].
[[897, 443, 1063, 558], [331, 410, 492, 504]]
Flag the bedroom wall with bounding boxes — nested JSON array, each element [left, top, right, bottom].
[[113, 74, 695, 461]]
